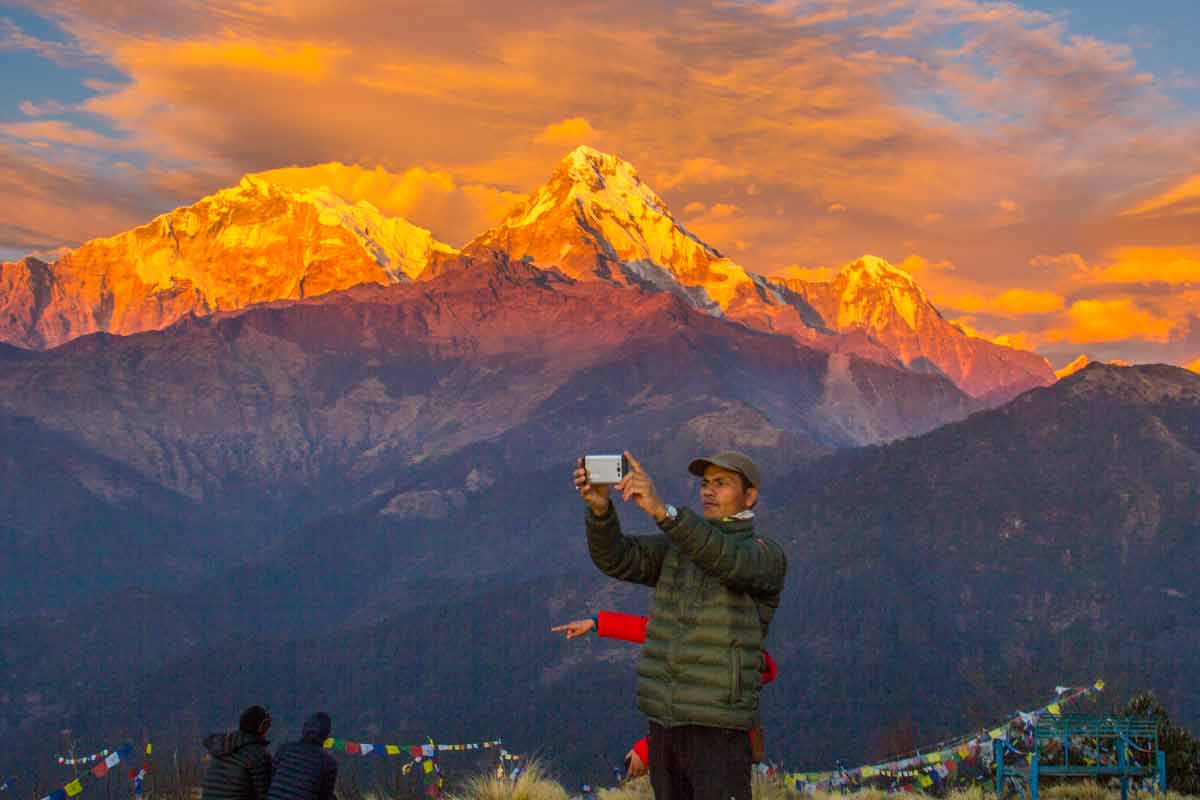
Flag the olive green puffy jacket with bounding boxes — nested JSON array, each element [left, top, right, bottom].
[[586, 504, 786, 730]]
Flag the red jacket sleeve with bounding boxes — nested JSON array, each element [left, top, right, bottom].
[[762, 649, 777, 685], [596, 611, 648, 644], [632, 737, 649, 767]]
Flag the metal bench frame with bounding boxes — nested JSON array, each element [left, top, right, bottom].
[[994, 715, 1167, 800]]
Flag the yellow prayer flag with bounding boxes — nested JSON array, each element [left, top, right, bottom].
[[861, 767, 877, 778], [65, 779, 83, 797], [958, 746, 970, 758], [146, 743, 153, 755], [323, 738, 334, 749], [1095, 679, 1106, 691], [924, 752, 942, 764], [1048, 703, 1062, 716], [423, 760, 434, 774], [990, 728, 1005, 739], [919, 775, 934, 788], [385, 745, 400, 756]]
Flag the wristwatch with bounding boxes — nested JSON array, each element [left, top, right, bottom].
[[661, 504, 679, 523]]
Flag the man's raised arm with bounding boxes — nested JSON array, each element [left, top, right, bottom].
[[586, 504, 669, 587]]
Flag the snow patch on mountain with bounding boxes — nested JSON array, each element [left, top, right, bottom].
[[235, 174, 456, 281]]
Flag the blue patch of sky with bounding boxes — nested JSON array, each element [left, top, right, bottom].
[[1016, 0, 1200, 109], [0, 7, 129, 128], [865, 20, 1031, 130]]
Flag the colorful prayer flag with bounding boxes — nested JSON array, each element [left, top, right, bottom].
[[64, 779, 83, 798]]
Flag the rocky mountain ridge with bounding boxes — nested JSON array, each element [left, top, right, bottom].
[[0, 251, 975, 616], [1, 147, 1053, 401]]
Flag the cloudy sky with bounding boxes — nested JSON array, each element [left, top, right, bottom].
[[1, 0, 1198, 367]]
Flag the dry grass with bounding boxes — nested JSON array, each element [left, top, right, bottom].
[[448, 759, 570, 800], [794, 784, 1189, 800], [598, 776, 652, 799], [562, 773, 1198, 800]]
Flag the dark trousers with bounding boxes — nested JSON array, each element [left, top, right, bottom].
[[647, 722, 752, 800]]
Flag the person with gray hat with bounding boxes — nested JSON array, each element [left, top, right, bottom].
[[574, 450, 786, 800]]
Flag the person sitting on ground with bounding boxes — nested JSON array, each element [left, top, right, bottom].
[[267, 712, 338, 800], [553, 610, 778, 778], [200, 705, 274, 800]]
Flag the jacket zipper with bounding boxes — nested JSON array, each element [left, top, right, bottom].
[[729, 640, 742, 705]]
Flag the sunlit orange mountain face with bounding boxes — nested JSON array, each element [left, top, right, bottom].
[[0, 147, 1052, 403]]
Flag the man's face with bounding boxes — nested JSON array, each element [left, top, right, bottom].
[[699, 465, 757, 519]]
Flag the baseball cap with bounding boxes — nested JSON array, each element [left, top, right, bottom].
[[687, 451, 761, 488]]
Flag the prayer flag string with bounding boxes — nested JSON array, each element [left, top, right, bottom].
[[40, 745, 133, 800], [783, 680, 1105, 794]]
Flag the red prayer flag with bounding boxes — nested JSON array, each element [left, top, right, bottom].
[[91, 762, 109, 779], [346, 742, 361, 755]]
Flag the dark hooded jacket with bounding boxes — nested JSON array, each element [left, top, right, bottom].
[[200, 730, 273, 800], [267, 714, 338, 800]]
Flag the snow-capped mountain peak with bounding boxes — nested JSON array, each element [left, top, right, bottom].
[[207, 171, 456, 281], [0, 167, 458, 348], [474, 146, 743, 307], [835, 255, 930, 331]]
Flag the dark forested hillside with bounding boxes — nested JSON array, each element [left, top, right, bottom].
[[4, 364, 1198, 786]]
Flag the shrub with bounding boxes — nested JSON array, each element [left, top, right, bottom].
[[1123, 691, 1200, 794]]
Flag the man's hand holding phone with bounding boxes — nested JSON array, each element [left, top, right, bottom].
[[574, 457, 613, 516]]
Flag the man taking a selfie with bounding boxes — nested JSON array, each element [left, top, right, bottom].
[[574, 450, 786, 800]]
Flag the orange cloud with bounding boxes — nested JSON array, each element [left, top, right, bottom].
[[534, 117, 598, 146], [945, 288, 1065, 316], [1029, 252, 1088, 273], [0, 142, 157, 257], [898, 254, 955, 277], [1094, 246, 1200, 284], [255, 162, 522, 245], [0, 120, 133, 151], [1120, 174, 1200, 218], [950, 317, 1037, 350], [655, 157, 752, 191], [145, 39, 337, 82], [771, 264, 838, 283], [1186, 358, 1200, 374], [1045, 299, 1176, 344]]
